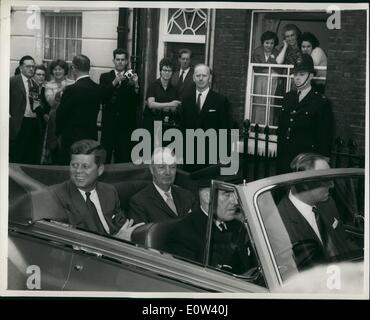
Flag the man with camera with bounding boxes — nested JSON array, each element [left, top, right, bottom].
[[99, 48, 140, 163]]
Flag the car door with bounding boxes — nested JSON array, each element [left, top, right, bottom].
[[203, 181, 270, 289], [8, 221, 75, 290]]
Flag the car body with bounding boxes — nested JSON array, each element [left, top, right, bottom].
[[8, 164, 365, 294]]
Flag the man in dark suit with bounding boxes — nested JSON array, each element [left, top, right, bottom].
[[56, 55, 101, 164], [167, 181, 255, 274], [127, 147, 196, 224], [51, 139, 143, 240], [277, 153, 359, 271], [180, 63, 232, 170], [170, 48, 195, 101], [100, 48, 140, 163], [9, 55, 45, 164], [276, 54, 333, 173]]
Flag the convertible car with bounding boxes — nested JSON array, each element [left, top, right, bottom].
[[8, 163, 365, 293]]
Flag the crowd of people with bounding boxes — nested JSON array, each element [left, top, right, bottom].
[[9, 48, 233, 168], [252, 24, 327, 94]]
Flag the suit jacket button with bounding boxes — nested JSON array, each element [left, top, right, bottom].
[[290, 118, 294, 122]]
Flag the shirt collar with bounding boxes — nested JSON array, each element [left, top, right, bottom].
[[215, 220, 227, 231], [196, 87, 210, 98], [21, 73, 30, 83], [298, 85, 312, 99], [77, 188, 97, 199], [75, 75, 90, 82], [289, 190, 314, 217], [153, 182, 172, 199], [115, 70, 125, 76], [180, 67, 190, 75]]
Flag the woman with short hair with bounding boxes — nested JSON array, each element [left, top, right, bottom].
[[41, 59, 75, 164]]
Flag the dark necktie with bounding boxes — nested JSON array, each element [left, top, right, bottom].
[[296, 90, 301, 104], [179, 70, 184, 83], [28, 79, 34, 111], [312, 206, 327, 245], [196, 92, 202, 112], [85, 191, 107, 234]]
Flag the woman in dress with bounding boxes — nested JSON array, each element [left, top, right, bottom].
[[252, 31, 279, 125], [42, 59, 74, 164]]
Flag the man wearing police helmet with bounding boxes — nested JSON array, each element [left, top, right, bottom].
[[276, 54, 334, 174]]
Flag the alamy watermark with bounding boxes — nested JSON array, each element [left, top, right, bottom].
[[130, 121, 240, 175]]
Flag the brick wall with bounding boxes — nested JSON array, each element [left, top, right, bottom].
[[326, 10, 366, 154], [212, 10, 252, 128]]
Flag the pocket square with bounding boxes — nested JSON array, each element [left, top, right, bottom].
[[208, 109, 216, 112], [187, 209, 192, 214], [332, 217, 339, 229]]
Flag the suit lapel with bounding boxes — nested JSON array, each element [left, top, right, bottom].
[[282, 197, 323, 245], [17, 75, 27, 100], [67, 181, 91, 226], [171, 187, 185, 216], [149, 184, 179, 218], [96, 182, 114, 234]]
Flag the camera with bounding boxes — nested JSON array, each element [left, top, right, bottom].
[[125, 69, 134, 79]]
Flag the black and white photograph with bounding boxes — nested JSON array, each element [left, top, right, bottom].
[[0, 0, 368, 301]]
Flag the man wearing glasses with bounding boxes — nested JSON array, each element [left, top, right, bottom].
[[9, 55, 43, 164]]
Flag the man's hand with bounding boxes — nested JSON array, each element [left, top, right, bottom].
[[114, 219, 145, 241], [164, 100, 181, 112], [112, 73, 124, 87]]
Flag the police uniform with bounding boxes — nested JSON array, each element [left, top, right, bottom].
[[276, 55, 334, 174]]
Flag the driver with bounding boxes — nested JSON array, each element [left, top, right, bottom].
[[278, 153, 358, 270], [167, 179, 255, 274]]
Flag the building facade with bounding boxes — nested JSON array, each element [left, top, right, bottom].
[[9, 5, 367, 156]]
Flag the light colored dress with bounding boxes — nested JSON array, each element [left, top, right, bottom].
[[41, 78, 74, 164], [252, 46, 280, 125], [311, 46, 327, 79]]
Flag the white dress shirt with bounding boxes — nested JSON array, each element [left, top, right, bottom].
[[196, 87, 210, 110], [297, 85, 312, 102], [22, 74, 36, 118], [153, 182, 173, 203], [215, 220, 227, 232], [179, 67, 190, 81], [78, 188, 110, 234], [289, 190, 322, 242]]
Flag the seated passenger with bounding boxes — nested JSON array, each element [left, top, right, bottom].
[[167, 180, 255, 274], [127, 147, 196, 224], [278, 153, 359, 270], [51, 139, 143, 240]]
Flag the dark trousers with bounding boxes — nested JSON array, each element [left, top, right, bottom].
[[11, 117, 42, 164], [102, 119, 133, 164]]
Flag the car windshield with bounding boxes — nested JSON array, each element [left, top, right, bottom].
[[256, 174, 364, 282]]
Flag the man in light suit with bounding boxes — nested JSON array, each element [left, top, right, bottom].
[[9, 55, 44, 164], [56, 55, 101, 164], [170, 48, 195, 101], [99, 48, 140, 163], [277, 153, 359, 271], [51, 139, 143, 240], [127, 147, 196, 224]]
